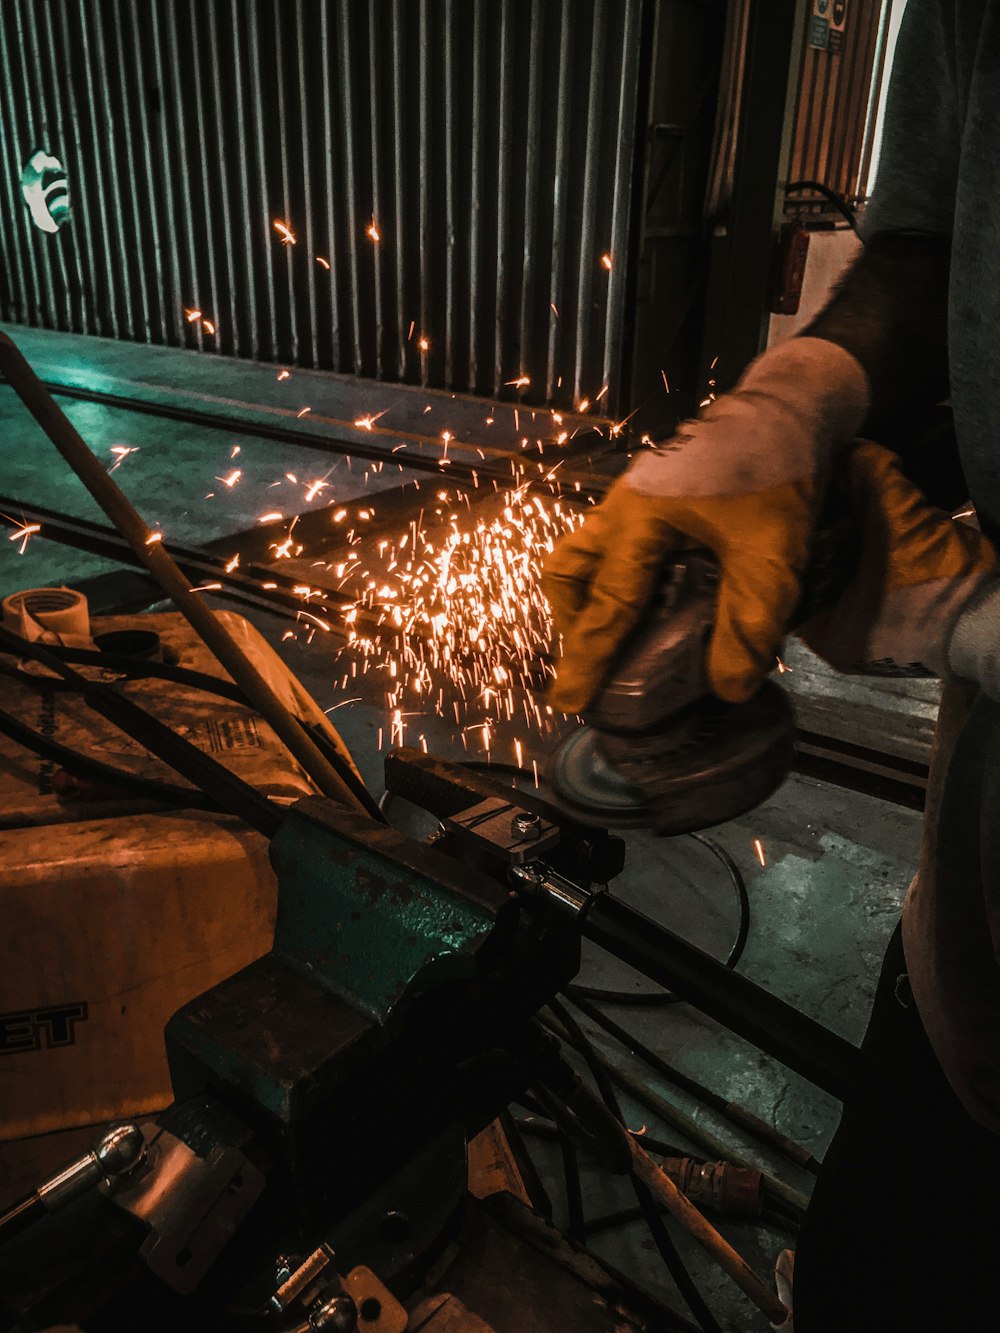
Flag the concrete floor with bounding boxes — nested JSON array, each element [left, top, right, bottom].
[[0, 333, 929, 1331]]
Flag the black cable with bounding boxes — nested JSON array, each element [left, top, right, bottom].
[[567, 832, 750, 1006], [0, 637, 387, 823], [0, 704, 222, 811], [546, 1000, 724, 1333], [785, 178, 858, 231], [0, 624, 281, 837]]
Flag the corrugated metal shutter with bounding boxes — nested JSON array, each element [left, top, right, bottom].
[[0, 0, 645, 412]]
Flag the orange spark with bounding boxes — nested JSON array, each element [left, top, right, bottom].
[[184, 308, 202, 322], [754, 838, 766, 867], [273, 219, 297, 245], [316, 256, 330, 269], [366, 219, 381, 242], [297, 407, 312, 417], [601, 252, 613, 271], [201, 319, 216, 335], [277, 369, 291, 381], [145, 531, 163, 545]]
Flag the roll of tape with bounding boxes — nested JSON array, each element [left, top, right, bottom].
[[2, 586, 91, 642]]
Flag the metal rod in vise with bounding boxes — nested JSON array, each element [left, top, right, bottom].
[[0, 331, 366, 815]]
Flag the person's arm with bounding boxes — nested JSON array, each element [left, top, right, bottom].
[[801, 232, 950, 443]]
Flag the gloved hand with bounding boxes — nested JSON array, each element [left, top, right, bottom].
[[797, 440, 999, 684], [542, 338, 870, 712]]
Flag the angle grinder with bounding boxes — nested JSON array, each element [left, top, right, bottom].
[[547, 488, 861, 835]]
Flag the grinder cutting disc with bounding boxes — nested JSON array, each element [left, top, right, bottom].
[[548, 682, 795, 834]]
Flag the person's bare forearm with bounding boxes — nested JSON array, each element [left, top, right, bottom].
[[801, 231, 950, 440]]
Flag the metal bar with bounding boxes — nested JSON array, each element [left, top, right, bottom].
[[578, 891, 874, 1107], [546, 0, 573, 402], [205, 3, 240, 354], [337, 3, 363, 376], [230, 3, 261, 359], [469, 0, 485, 394], [246, 0, 278, 361], [602, 0, 643, 414], [24, 1, 75, 332], [296, 0, 318, 369], [147, 0, 185, 346], [518, 0, 543, 403], [190, 0, 229, 357], [391, 0, 407, 381], [793, 730, 927, 811], [115, 2, 163, 344], [320, 0, 343, 371], [574, 0, 606, 405], [10, 3, 59, 327], [0, 494, 353, 619], [104, 3, 155, 341], [272, 0, 298, 365], [0, 377, 612, 495], [88, 2, 134, 342], [0, 330, 367, 811], [167, 0, 215, 352], [368, 1, 385, 381], [418, 0, 432, 390], [443, 0, 456, 388], [0, 2, 43, 329], [494, 0, 514, 395]]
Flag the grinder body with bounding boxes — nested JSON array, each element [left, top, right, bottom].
[[547, 490, 863, 833]]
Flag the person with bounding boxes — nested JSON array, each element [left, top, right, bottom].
[[542, 3, 1000, 1328]]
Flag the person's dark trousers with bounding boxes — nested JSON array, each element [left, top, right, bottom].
[[794, 922, 1000, 1331]]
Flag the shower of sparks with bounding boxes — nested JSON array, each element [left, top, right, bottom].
[[273, 219, 297, 245], [7, 521, 40, 554], [334, 478, 585, 758], [316, 256, 331, 269], [600, 252, 613, 271], [109, 444, 139, 472], [754, 838, 766, 867], [366, 219, 381, 242]]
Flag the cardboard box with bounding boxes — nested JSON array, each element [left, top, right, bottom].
[[0, 610, 328, 1139]]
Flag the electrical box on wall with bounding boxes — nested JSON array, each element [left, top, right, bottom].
[[0, 609, 328, 1141]]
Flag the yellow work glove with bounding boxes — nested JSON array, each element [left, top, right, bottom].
[[542, 338, 871, 712], [797, 440, 999, 681]]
